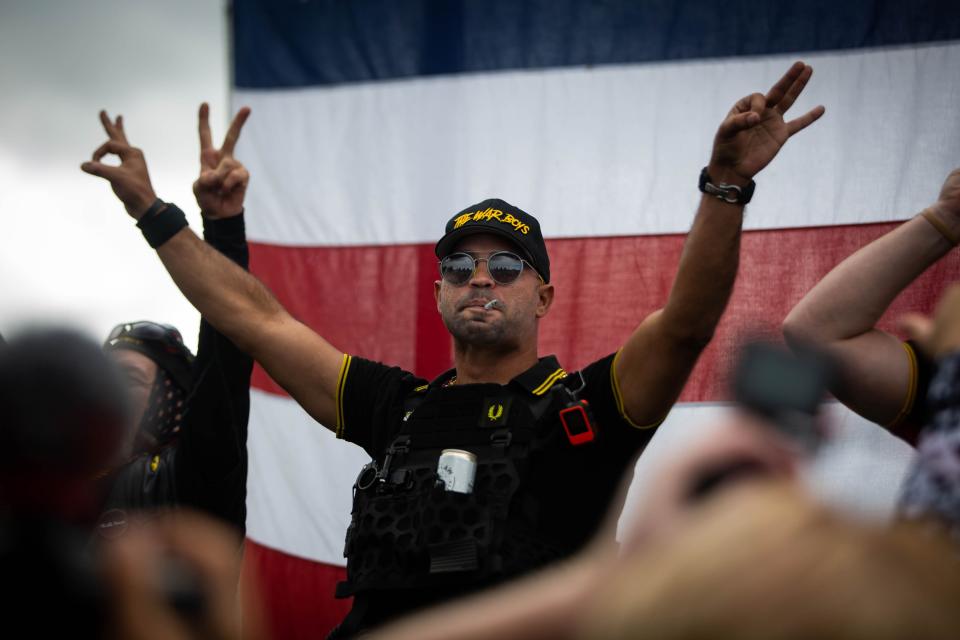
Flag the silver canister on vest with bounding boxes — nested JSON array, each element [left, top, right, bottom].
[[437, 449, 477, 494]]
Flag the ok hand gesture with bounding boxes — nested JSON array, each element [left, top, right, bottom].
[[193, 104, 251, 220], [710, 61, 825, 184], [81, 111, 158, 219]]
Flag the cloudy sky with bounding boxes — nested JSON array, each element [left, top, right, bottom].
[[0, 0, 232, 350]]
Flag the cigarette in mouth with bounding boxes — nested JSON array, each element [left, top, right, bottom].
[[484, 299, 500, 310]]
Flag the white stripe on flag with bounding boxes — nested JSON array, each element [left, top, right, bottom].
[[246, 388, 370, 565], [235, 41, 960, 246]]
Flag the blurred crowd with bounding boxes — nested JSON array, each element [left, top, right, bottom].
[[4, 310, 960, 638]]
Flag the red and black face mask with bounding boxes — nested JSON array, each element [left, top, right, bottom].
[[104, 321, 194, 453]]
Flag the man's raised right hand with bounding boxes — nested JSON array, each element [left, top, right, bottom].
[[81, 110, 158, 219]]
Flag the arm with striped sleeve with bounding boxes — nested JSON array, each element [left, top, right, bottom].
[[783, 169, 960, 434]]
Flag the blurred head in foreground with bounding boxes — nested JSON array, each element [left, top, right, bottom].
[[0, 329, 132, 636], [581, 481, 960, 640], [0, 328, 129, 522]]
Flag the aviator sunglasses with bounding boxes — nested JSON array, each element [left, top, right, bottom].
[[439, 251, 540, 286]]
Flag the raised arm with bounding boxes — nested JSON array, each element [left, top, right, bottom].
[[82, 108, 344, 430], [172, 213, 254, 530], [615, 62, 825, 426], [782, 169, 960, 428]]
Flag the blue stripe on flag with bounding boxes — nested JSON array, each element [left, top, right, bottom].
[[234, 0, 960, 88]]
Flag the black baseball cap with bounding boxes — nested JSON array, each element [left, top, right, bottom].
[[435, 198, 551, 283]]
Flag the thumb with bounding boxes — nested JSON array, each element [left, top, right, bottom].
[[81, 161, 120, 181]]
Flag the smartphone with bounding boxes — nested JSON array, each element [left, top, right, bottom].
[[731, 341, 834, 453]]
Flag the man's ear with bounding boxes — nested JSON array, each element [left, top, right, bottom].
[[434, 280, 442, 311], [536, 283, 555, 318]]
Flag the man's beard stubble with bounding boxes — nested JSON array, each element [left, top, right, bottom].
[[443, 291, 512, 349]]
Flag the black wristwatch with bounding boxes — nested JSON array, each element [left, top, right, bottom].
[[698, 167, 755, 205]]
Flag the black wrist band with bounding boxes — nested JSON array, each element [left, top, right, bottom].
[[136, 200, 188, 248], [202, 211, 245, 235], [138, 198, 166, 221]]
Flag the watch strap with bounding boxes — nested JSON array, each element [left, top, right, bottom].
[[699, 167, 755, 205]]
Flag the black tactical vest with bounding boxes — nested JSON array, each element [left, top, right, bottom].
[[336, 368, 593, 597]]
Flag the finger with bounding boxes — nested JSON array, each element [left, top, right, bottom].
[[785, 105, 825, 136], [764, 61, 805, 109], [718, 93, 764, 137], [776, 64, 813, 114], [80, 160, 122, 180], [717, 109, 761, 139], [99, 109, 123, 140], [93, 140, 140, 162], [930, 284, 960, 355], [939, 168, 960, 201], [92, 139, 137, 162], [221, 167, 249, 193], [731, 93, 753, 114], [196, 162, 233, 189], [198, 102, 214, 157], [113, 114, 130, 144], [220, 106, 251, 157], [932, 283, 960, 327]]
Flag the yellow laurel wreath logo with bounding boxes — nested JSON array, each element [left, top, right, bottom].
[[487, 404, 504, 421]]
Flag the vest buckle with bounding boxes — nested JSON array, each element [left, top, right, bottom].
[[377, 435, 412, 488], [490, 428, 512, 449]]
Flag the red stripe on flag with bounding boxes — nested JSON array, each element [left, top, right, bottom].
[[248, 242, 451, 395], [243, 537, 352, 639], [249, 222, 960, 401], [415, 244, 452, 376]]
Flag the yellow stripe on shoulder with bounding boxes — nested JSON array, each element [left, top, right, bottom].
[[886, 341, 919, 431], [413, 384, 429, 393], [611, 349, 665, 429], [532, 368, 567, 395], [335, 354, 352, 438]]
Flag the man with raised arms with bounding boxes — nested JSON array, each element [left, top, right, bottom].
[[84, 62, 823, 636]]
